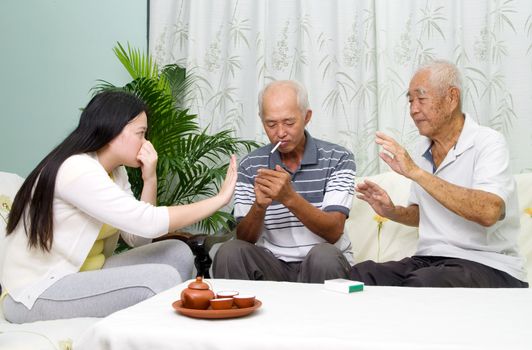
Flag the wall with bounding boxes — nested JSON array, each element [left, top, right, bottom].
[[0, 0, 148, 176]]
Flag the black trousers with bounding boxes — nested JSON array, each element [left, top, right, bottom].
[[349, 256, 528, 288]]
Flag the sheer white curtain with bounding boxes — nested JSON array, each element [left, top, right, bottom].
[[150, 0, 532, 175]]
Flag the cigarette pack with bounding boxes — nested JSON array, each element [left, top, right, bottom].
[[324, 279, 364, 293]]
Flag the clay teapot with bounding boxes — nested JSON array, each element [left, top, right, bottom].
[[180, 276, 215, 309]]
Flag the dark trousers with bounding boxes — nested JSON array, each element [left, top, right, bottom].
[[349, 256, 528, 288], [213, 239, 351, 283]]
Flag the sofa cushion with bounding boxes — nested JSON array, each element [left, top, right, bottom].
[[1, 172, 25, 313], [0, 172, 25, 285], [347, 172, 418, 264], [516, 173, 532, 282]]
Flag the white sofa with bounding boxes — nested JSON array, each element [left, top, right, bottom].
[[0, 172, 99, 350], [1, 171, 531, 349]]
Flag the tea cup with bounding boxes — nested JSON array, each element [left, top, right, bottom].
[[209, 298, 234, 310], [233, 294, 255, 308], [216, 290, 239, 299]]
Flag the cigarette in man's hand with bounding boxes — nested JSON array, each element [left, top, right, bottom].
[[271, 141, 282, 154]]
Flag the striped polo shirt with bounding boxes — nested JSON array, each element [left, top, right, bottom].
[[234, 131, 356, 264]]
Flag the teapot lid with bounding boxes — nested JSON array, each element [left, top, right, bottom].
[[187, 276, 210, 290]]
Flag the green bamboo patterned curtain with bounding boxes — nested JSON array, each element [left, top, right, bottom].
[[150, 0, 532, 175]]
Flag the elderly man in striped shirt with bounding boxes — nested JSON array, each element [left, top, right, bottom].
[[213, 80, 357, 283]]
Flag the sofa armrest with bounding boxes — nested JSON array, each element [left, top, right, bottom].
[[154, 230, 235, 278], [187, 231, 235, 278]]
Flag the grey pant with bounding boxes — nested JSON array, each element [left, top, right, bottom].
[[3, 240, 193, 323], [213, 239, 350, 283], [349, 256, 529, 288]]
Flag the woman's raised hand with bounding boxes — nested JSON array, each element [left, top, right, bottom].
[[218, 155, 237, 205]]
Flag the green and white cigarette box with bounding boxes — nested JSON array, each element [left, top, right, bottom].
[[324, 279, 364, 293]]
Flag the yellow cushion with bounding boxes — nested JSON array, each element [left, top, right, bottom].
[[80, 254, 106, 272], [80, 224, 118, 272], [86, 239, 104, 257], [98, 223, 118, 240]]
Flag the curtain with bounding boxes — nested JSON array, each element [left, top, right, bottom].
[[149, 0, 532, 176]]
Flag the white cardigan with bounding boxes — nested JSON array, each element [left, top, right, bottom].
[[1, 153, 169, 308]]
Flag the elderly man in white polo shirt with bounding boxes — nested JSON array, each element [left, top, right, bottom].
[[350, 60, 528, 288]]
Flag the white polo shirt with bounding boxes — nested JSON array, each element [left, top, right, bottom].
[[409, 114, 526, 282]]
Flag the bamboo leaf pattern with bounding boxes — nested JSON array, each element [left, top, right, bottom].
[[317, 32, 337, 80], [172, 21, 189, 51], [489, 93, 517, 134], [289, 48, 307, 79], [207, 86, 238, 114], [297, 14, 312, 43], [378, 68, 406, 111], [221, 102, 247, 133], [351, 79, 377, 110], [417, 5, 447, 40], [415, 40, 436, 66], [323, 85, 348, 117], [150, 0, 532, 176], [490, 0, 517, 33], [491, 39, 508, 63], [256, 33, 267, 82], [525, 15, 532, 55], [453, 44, 470, 66], [229, 1, 251, 48], [340, 111, 380, 175]]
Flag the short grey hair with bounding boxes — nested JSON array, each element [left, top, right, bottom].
[[416, 59, 462, 96], [258, 80, 310, 118]]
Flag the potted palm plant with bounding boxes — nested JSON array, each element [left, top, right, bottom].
[[93, 43, 258, 269]]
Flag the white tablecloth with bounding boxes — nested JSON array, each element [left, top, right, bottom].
[[75, 279, 532, 350]]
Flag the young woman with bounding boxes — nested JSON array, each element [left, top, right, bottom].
[[1, 91, 237, 323]]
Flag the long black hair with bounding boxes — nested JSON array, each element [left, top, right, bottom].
[[6, 90, 148, 251]]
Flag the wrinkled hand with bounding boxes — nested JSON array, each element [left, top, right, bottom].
[[137, 141, 158, 181], [255, 165, 295, 205], [375, 132, 419, 179], [218, 155, 238, 205], [355, 180, 395, 218]]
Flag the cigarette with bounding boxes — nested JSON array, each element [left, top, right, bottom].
[[271, 141, 282, 154]]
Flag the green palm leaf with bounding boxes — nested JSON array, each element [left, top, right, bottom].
[[96, 42, 259, 233], [114, 42, 160, 80]]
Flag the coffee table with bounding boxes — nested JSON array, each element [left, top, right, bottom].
[[75, 279, 532, 349]]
